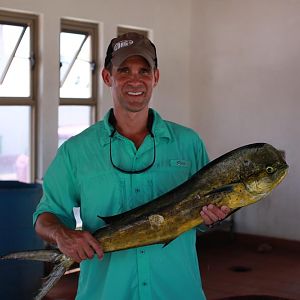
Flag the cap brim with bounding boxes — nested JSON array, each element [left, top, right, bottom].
[[111, 50, 155, 69]]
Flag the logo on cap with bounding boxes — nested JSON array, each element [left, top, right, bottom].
[[113, 40, 134, 52]]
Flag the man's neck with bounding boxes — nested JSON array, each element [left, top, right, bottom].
[[112, 108, 151, 148]]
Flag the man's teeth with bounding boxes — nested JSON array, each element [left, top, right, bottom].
[[128, 92, 143, 96]]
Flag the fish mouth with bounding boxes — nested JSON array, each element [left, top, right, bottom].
[[277, 166, 289, 184]]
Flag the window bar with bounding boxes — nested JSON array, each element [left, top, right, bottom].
[[0, 25, 27, 85], [60, 34, 89, 87]]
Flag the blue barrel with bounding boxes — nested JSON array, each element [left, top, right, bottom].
[[0, 181, 44, 300]]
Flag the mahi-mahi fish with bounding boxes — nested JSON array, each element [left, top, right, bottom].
[[1, 143, 288, 299]]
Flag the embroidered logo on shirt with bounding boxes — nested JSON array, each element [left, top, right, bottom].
[[170, 160, 191, 168]]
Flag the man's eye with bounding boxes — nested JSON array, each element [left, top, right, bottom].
[[118, 68, 129, 74], [141, 69, 151, 75]]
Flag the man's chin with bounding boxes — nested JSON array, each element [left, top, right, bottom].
[[123, 102, 150, 113]]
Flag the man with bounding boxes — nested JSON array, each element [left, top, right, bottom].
[[34, 32, 230, 299]]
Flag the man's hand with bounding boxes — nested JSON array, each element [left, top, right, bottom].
[[200, 204, 231, 227], [53, 227, 104, 263], [35, 212, 104, 263]]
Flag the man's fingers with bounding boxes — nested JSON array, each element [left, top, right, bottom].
[[57, 230, 104, 262], [203, 205, 219, 222], [77, 247, 89, 261], [88, 238, 104, 260], [200, 210, 214, 225], [82, 243, 97, 260], [68, 248, 82, 263], [82, 231, 104, 260], [200, 205, 231, 226], [207, 204, 230, 219], [221, 205, 231, 215]]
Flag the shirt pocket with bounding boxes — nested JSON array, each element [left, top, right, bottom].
[[150, 159, 192, 198], [79, 172, 126, 231]]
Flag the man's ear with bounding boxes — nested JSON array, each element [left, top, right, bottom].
[[153, 69, 160, 87], [102, 68, 112, 87]]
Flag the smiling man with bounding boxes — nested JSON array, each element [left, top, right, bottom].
[[34, 32, 230, 300]]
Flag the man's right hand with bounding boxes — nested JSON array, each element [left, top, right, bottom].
[[35, 212, 104, 263], [54, 227, 104, 263]]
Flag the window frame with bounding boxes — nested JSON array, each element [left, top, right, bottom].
[[0, 10, 38, 105], [60, 19, 98, 119], [0, 10, 38, 182]]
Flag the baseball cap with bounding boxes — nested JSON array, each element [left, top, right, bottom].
[[104, 32, 158, 69]]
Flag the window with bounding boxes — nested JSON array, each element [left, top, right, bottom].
[[59, 19, 98, 145], [0, 10, 38, 183]]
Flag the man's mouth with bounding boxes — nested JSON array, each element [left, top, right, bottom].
[[127, 91, 144, 96]]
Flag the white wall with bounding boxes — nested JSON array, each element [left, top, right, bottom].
[[0, 0, 192, 177], [191, 0, 300, 240], [1, 0, 299, 241]]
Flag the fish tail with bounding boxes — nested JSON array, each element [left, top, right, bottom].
[[1, 249, 62, 262], [1, 249, 75, 299], [34, 258, 74, 300]]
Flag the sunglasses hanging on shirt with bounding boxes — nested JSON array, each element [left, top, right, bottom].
[[109, 110, 156, 174]]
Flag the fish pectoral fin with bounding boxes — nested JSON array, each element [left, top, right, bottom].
[[205, 184, 235, 196]]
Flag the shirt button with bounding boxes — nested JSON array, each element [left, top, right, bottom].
[[142, 282, 147, 286], [135, 188, 140, 193], [140, 250, 145, 254]]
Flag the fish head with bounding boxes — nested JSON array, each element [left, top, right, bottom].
[[240, 143, 288, 202]]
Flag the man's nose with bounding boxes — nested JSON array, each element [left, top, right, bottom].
[[128, 73, 143, 84]]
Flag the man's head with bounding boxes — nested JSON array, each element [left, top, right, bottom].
[[102, 32, 159, 114], [104, 32, 158, 72]]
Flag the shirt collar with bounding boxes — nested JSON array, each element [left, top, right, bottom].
[[100, 108, 172, 146], [151, 109, 172, 141]]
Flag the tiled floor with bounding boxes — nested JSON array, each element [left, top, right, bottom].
[[44, 232, 300, 300]]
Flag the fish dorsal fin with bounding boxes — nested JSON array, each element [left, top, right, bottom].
[[97, 214, 125, 225]]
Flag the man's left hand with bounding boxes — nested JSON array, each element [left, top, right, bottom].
[[200, 204, 231, 227]]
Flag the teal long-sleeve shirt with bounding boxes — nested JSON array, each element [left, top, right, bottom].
[[33, 109, 209, 300]]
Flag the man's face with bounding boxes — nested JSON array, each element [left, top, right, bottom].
[[102, 56, 159, 113]]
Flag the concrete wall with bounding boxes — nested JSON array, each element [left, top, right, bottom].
[[0, 0, 192, 177], [191, 0, 300, 240]]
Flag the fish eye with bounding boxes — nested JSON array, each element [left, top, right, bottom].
[[266, 166, 276, 174]]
